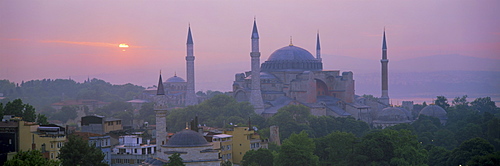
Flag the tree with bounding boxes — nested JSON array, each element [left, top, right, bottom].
[[59, 135, 107, 166], [167, 153, 185, 166], [471, 97, 498, 114], [467, 152, 500, 166], [51, 106, 78, 122], [37, 113, 49, 125], [314, 131, 358, 165], [275, 131, 319, 166], [427, 146, 450, 166], [447, 137, 495, 166], [4, 150, 59, 166], [242, 148, 273, 166], [435, 96, 450, 110], [356, 129, 427, 166], [3, 99, 37, 122]]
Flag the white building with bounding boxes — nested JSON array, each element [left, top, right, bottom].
[[111, 135, 156, 165]]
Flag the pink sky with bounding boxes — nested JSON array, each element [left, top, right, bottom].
[[1, 0, 499, 91]]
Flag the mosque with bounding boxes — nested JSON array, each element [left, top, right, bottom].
[[146, 20, 449, 165]]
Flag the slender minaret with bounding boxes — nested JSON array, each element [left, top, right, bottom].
[[316, 31, 321, 62], [154, 73, 168, 149], [249, 19, 264, 114], [185, 25, 197, 106], [380, 29, 390, 105]]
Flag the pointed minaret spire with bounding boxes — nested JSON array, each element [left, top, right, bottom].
[[252, 19, 259, 39], [382, 28, 387, 51], [187, 25, 193, 45], [185, 25, 197, 106], [380, 28, 389, 105], [316, 31, 321, 61], [157, 71, 165, 95], [249, 19, 264, 115]]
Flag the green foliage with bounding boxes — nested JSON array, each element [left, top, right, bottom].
[[276, 131, 319, 166], [1, 78, 143, 110], [434, 96, 450, 110], [2, 99, 37, 122], [241, 148, 273, 166], [221, 160, 233, 166], [51, 106, 78, 122], [4, 150, 60, 166], [471, 97, 498, 114], [166, 95, 260, 132], [267, 105, 313, 140], [356, 129, 427, 166], [447, 137, 495, 166], [314, 131, 358, 165], [138, 102, 155, 125], [59, 135, 108, 166], [467, 151, 500, 166], [166, 153, 185, 166], [37, 113, 49, 125], [427, 146, 450, 166]]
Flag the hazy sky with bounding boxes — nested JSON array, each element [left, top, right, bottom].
[[1, 0, 499, 92]]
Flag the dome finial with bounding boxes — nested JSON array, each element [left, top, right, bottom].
[[289, 36, 293, 46], [174, 71, 177, 77]]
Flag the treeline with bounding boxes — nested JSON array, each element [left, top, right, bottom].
[[0, 79, 144, 108], [171, 95, 499, 166], [241, 96, 500, 166]]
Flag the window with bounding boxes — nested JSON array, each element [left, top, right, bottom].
[[134, 149, 138, 154], [50, 153, 54, 159], [51, 143, 54, 148]]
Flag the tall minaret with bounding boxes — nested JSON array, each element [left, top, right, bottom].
[[380, 29, 390, 105], [185, 25, 197, 106], [154, 73, 168, 149], [316, 31, 321, 62], [249, 19, 264, 114]]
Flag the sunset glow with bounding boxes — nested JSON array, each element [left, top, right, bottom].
[[119, 44, 129, 48]]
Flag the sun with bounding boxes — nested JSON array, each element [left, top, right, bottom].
[[119, 43, 129, 51]]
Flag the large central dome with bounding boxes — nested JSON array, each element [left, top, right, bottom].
[[261, 45, 322, 71]]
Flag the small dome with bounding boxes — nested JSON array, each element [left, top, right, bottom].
[[376, 107, 410, 122], [419, 105, 447, 120], [166, 130, 211, 147], [165, 76, 185, 83], [261, 45, 322, 72]]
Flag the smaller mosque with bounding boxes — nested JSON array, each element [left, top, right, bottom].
[[140, 26, 198, 108], [149, 129, 220, 166]]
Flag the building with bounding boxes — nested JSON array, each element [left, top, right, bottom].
[[223, 126, 268, 164], [419, 105, 448, 124], [111, 135, 156, 165], [233, 20, 357, 117], [139, 26, 199, 108], [72, 132, 113, 165], [148, 129, 220, 166], [212, 134, 233, 163], [81, 115, 123, 135], [0, 120, 66, 164]]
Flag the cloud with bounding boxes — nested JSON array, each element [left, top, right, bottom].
[[40, 40, 118, 47]]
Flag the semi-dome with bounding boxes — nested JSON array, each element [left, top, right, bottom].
[[165, 130, 211, 147], [419, 105, 447, 120], [375, 107, 410, 122], [261, 45, 322, 72], [165, 75, 186, 83]]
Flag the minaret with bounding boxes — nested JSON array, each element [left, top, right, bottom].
[[316, 31, 321, 62], [185, 25, 197, 106], [249, 19, 265, 114], [380, 29, 390, 105], [154, 73, 168, 149]]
